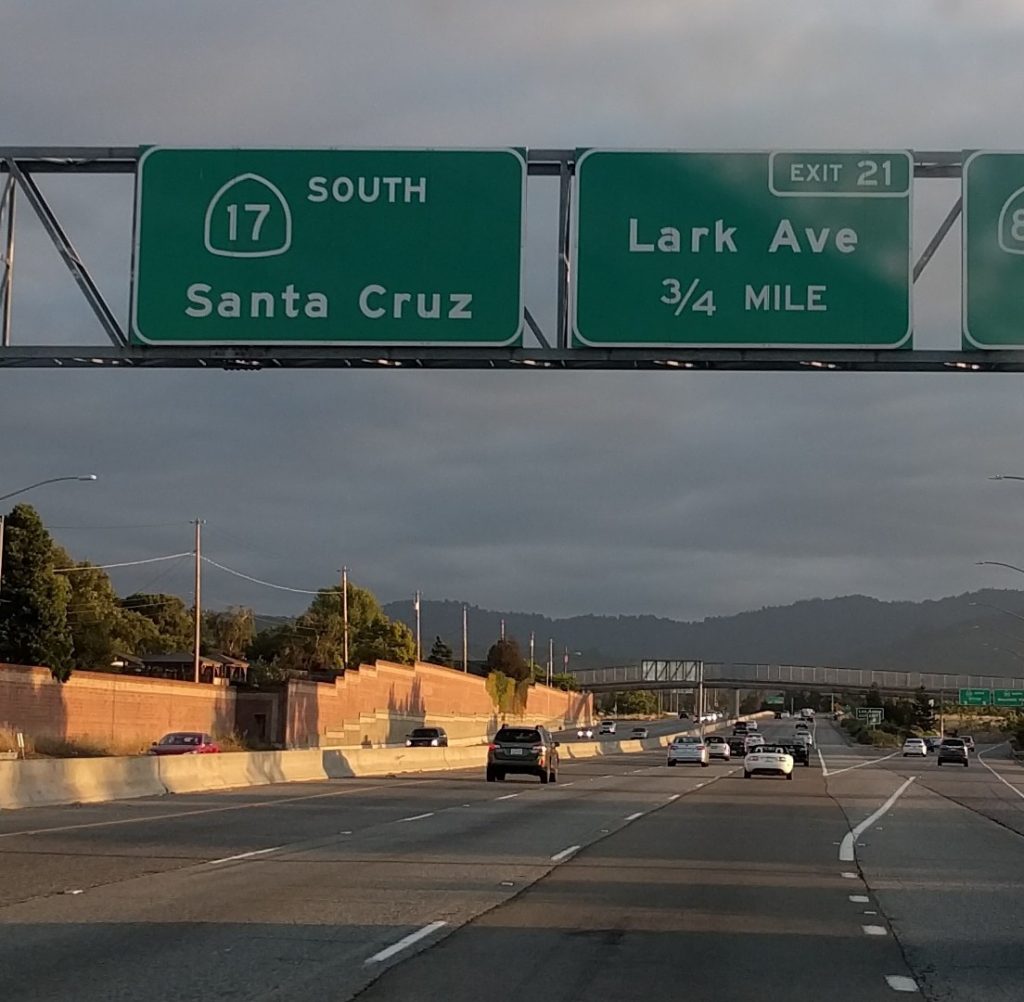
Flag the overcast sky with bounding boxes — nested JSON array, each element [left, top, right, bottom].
[[4, 1, 1024, 626]]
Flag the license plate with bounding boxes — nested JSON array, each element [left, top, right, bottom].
[[510, 748, 524, 756]]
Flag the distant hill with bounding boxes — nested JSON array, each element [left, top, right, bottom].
[[383, 590, 1024, 677]]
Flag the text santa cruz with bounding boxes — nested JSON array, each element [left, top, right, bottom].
[[628, 215, 860, 312]]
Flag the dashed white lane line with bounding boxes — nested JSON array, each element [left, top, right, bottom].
[[849, 894, 870, 903], [863, 925, 888, 936], [550, 844, 581, 863], [841, 872, 858, 879], [560, 782, 575, 787], [364, 921, 448, 964], [839, 776, 916, 862], [495, 794, 519, 801], [205, 845, 283, 866], [624, 812, 645, 822], [885, 974, 920, 992], [978, 744, 1024, 800], [396, 812, 434, 823]]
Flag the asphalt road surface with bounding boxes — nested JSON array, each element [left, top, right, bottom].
[[2, 718, 1022, 1000]]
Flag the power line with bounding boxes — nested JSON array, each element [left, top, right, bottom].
[[49, 522, 191, 530], [201, 556, 322, 595], [54, 552, 192, 572]]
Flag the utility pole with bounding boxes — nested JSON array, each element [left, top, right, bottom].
[[697, 661, 705, 738], [192, 518, 203, 684], [500, 618, 505, 641], [414, 590, 421, 662], [341, 566, 349, 668], [530, 631, 535, 674], [462, 604, 468, 672], [0, 514, 5, 596], [547, 638, 553, 687]]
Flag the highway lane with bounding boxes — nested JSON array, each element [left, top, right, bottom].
[[0, 744, 738, 1000]]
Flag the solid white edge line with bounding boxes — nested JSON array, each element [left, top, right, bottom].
[[885, 974, 920, 992], [818, 748, 829, 776], [839, 776, 916, 862], [826, 750, 902, 778], [863, 925, 888, 936], [624, 812, 644, 821], [495, 794, 519, 801], [364, 921, 448, 964], [978, 744, 1024, 800], [205, 845, 283, 866], [849, 894, 870, 903], [550, 844, 581, 862], [397, 812, 435, 823]]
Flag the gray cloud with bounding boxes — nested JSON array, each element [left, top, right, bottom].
[[3, 1, 1023, 629]]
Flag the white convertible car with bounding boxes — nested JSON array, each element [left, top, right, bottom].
[[743, 745, 795, 780]]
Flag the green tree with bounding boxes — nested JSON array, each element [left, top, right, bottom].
[[548, 672, 579, 692], [485, 637, 529, 681], [912, 686, 936, 732], [120, 593, 194, 652], [203, 606, 254, 658], [0, 504, 73, 679], [428, 635, 454, 667], [58, 552, 121, 670], [617, 689, 658, 715], [865, 683, 884, 709]]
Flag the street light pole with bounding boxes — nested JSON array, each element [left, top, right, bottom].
[[192, 517, 203, 684], [341, 566, 349, 668], [462, 604, 468, 672], [414, 590, 421, 662]]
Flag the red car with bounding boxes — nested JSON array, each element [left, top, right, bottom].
[[149, 732, 220, 755]]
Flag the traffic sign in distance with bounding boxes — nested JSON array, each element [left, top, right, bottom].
[[572, 150, 913, 348], [963, 151, 1024, 348], [131, 148, 526, 346], [958, 688, 992, 706], [765, 695, 785, 706], [993, 688, 1024, 707]]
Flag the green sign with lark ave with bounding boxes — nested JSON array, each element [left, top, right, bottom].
[[993, 689, 1024, 707], [959, 688, 992, 706], [572, 150, 913, 348], [131, 147, 526, 346]]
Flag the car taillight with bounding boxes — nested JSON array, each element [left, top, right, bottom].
[[488, 743, 498, 751], [695, 744, 705, 751], [533, 745, 545, 757]]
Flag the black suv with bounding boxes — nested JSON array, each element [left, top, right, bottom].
[[487, 725, 560, 783], [937, 737, 969, 767], [405, 727, 448, 748]]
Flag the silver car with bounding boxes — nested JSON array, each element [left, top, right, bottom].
[[667, 735, 709, 767]]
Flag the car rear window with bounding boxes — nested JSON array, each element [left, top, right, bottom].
[[410, 728, 439, 738], [496, 728, 542, 744], [942, 739, 965, 747]]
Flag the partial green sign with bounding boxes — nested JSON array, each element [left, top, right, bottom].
[[131, 148, 526, 346], [959, 688, 992, 706], [963, 151, 1024, 348], [572, 150, 913, 348], [993, 688, 1024, 707], [764, 695, 785, 706]]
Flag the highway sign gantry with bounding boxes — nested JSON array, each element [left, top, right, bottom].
[[131, 147, 526, 346], [963, 151, 1024, 349], [958, 688, 992, 706], [572, 150, 913, 349]]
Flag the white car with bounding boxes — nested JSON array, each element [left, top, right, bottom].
[[744, 745, 795, 780], [902, 737, 927, 757], [743, 734, 765, 752], [746, 720, 759, 731], [598, 721, 617, 735], [667, 735, 710, 767], [705, 734, 731, 760], [630, 726, 650, 739], [576, 726, 594, 739]]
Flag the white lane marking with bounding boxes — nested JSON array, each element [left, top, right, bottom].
[[550, 844, 581, 862], [205, 845, 283, 866], [396, 812, 434, 823], [824, 751, 902, 778], [364, 921, 448, 964], [885, 974, 920, 992], [495, 794, 519, 801], [849, 894, 869, 903], [863, 925, 888, 936], [978, 744, 1024, 800], [624, 812, 645, 821], [841, 872, 858, 879], [667, 794, 681, 802], [818, 748, 829, 776], [560, 782, 575, 787], [839, 776, 915, 862], [864, 910, 878, 915], [0, 781, 403, 840]]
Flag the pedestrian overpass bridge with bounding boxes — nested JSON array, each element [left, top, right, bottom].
[[570, 660, 1024, 697]]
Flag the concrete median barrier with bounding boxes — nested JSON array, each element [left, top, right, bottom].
[[0, 755, 165, 810]]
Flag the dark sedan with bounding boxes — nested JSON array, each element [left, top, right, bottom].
[[405, 727, 448, 747], [149, 732, 219, 756], [779, 739, 811, 766]]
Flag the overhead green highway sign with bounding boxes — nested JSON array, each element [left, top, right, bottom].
[[958, 688, 991, 706], [131, 147, 526, 346], [993, 688, 1024, 707], [572, 150, 913, 349], [963, 151, 1024, 348], [764, 695, 785, 706]]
